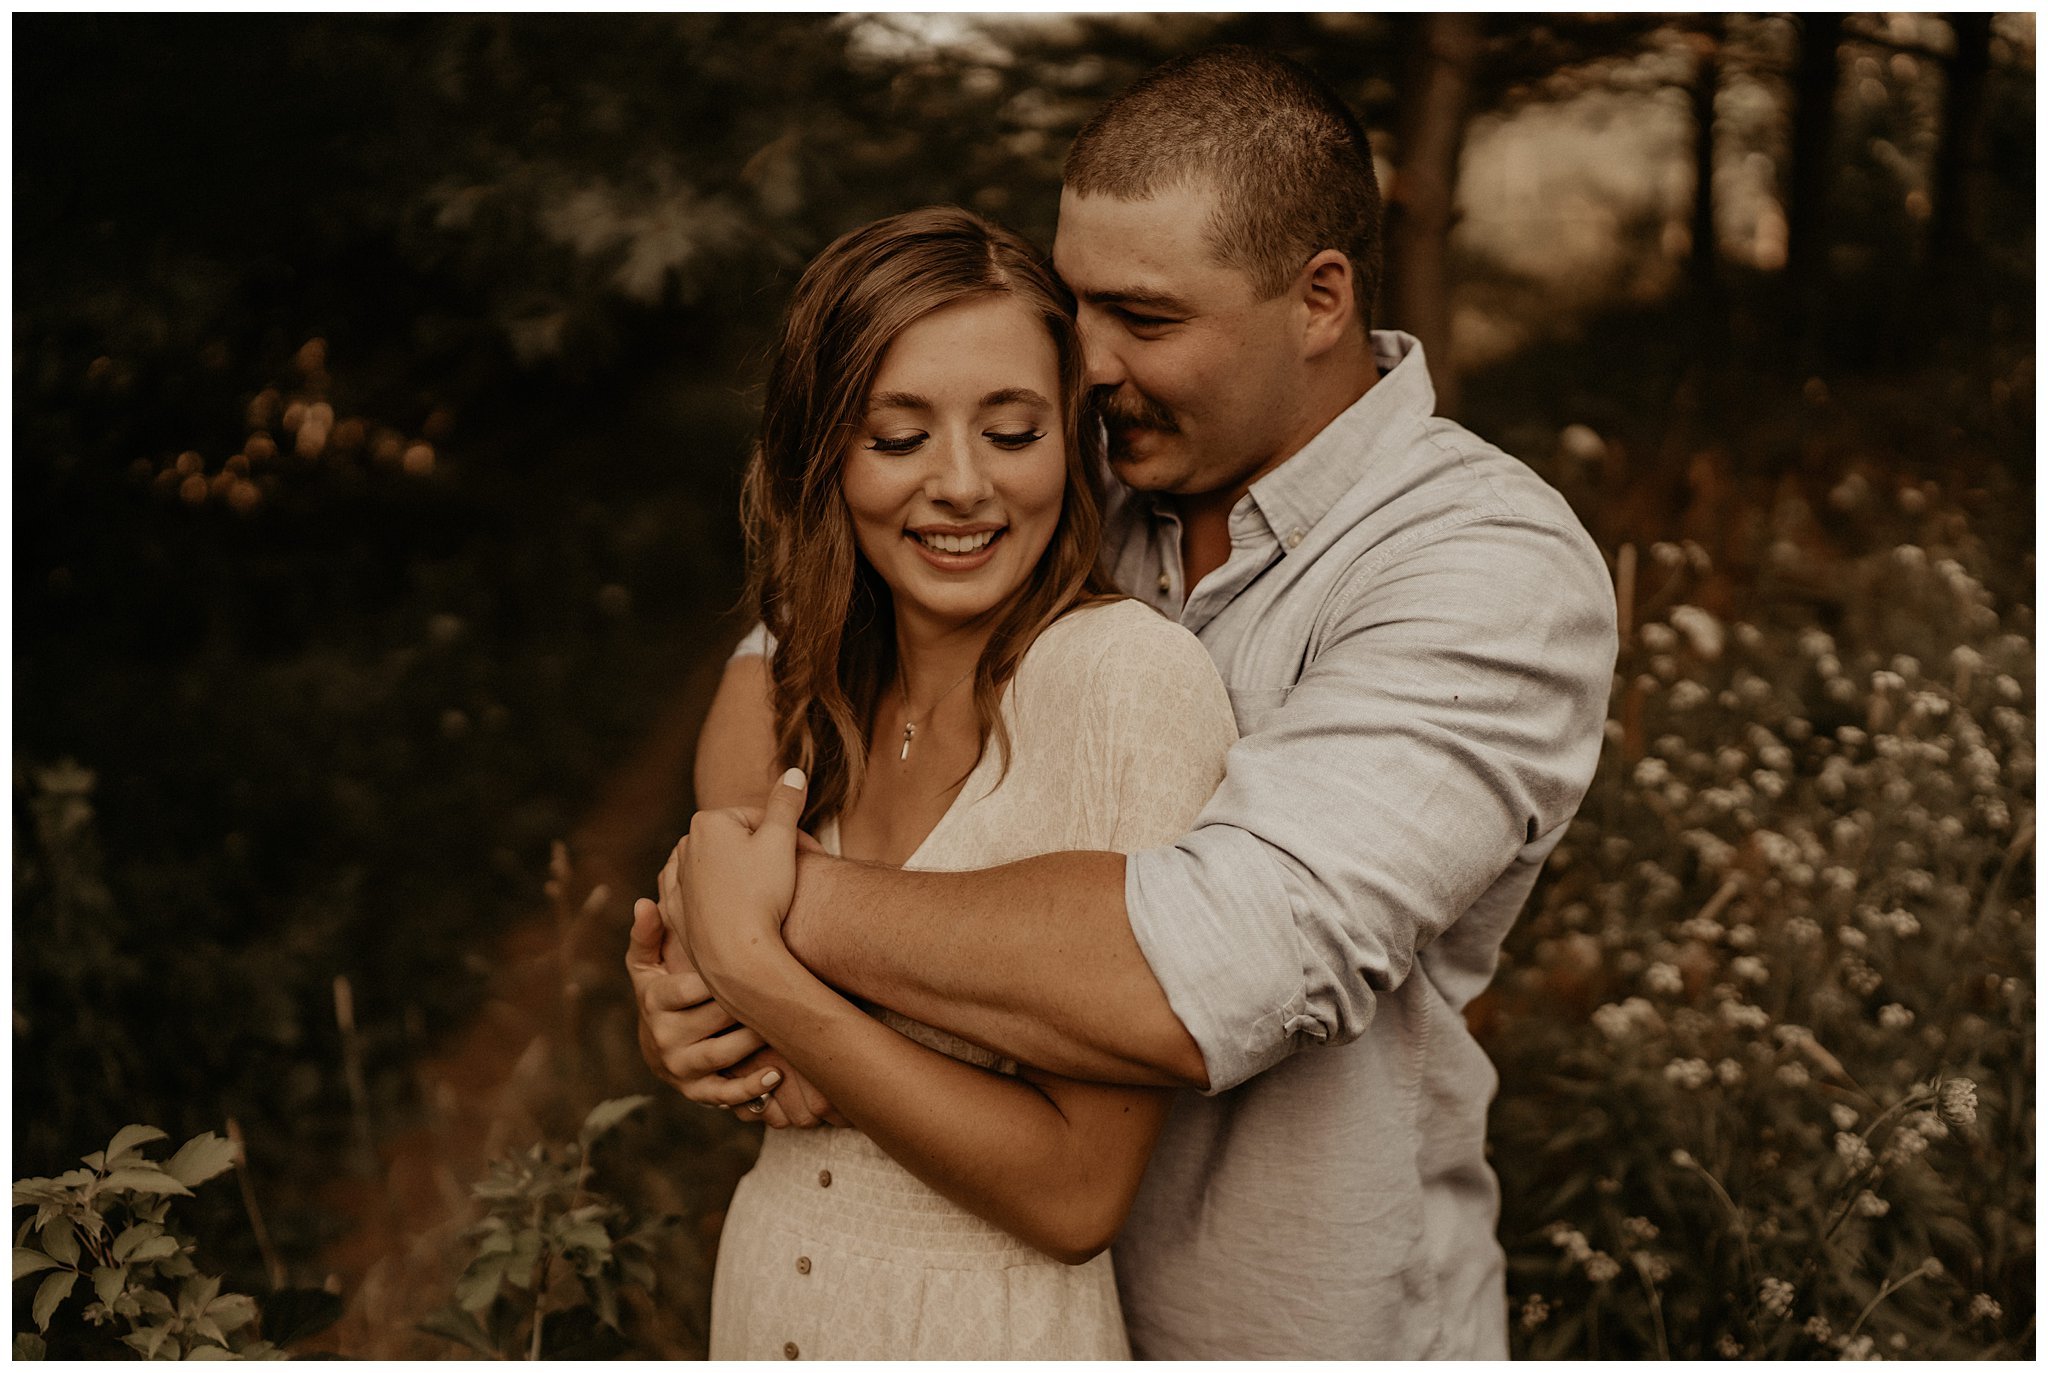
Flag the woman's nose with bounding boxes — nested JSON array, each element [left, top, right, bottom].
[[926, 434, 994, 508]]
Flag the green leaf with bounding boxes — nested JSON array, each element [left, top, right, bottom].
[[125, 1235, 181, 1265], [80, 1151, 106, 1172], [113, 1223, 164, 1263], [14, 1249, 61, 1281], [100, 1167, 192, 1197], [42, 1220, 79, 1268], [193, 1315, 228, 1346], [554, 1220, 612, 1254], [91, 1265, 126, 1305], [416, 1305, 499, 1358], [163, 1135, 238, 1190], [51, 1169, 95, 1190], [106, 1125, 169, 1165], [32, 1270, 77, 1331], [454, 1261, 504, 1312], [578, 1095, 652, 1145], [205, 1292, 259, 1334], [14, 1331, 47, 1360], [120, 1325, 172, 1360], [186, 1344, 235, 1359]]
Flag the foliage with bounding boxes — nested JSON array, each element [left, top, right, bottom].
[[417, 1096, 672, 1360], [1488, 473, 2033, 1359], [10, 1126, 324, 1360]]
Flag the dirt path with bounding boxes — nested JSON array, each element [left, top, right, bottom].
[[302, 644, 739, 1358]]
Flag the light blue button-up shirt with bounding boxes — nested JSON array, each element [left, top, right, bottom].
[[1109, 331, 1617, 1358]]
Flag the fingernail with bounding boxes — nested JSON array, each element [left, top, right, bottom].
[[761, 1070, 783, 1088], [780, 767, 806, 789]]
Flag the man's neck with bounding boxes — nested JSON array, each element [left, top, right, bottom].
[[1171, 343, 1381, 596]]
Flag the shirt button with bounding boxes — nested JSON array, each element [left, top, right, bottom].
[[1285, 528, 1305, 549], [795, 1256, 812, 1275], [1156, 572, 1171, 593], [783, 1341, 799, 1359], [817, 1169, 832, 1188]]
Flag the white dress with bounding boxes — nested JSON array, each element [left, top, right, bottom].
[[707, 598, 1237, 1360]]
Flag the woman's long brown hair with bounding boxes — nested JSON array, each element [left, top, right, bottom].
[[741, 205, 1117, 831]]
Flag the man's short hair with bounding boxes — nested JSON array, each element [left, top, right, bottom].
[[1064, 45, 1383, 324]]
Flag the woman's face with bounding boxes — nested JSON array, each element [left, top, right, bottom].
[[841, 293, 1068, 638]]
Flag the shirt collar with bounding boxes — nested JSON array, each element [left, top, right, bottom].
[[1246, 330, 1435, 552]]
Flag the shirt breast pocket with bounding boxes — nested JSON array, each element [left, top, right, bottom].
[[1223, 682, 1294, 735]]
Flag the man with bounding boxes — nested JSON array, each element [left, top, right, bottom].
[[629, 46, 1616, 1358]]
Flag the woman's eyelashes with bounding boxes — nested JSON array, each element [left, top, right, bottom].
[[864, 427, 1046, 455]]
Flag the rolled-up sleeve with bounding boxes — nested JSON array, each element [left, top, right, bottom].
[[1126, 514, 1617, 1093]]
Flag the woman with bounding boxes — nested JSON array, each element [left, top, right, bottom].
[[662, 206, 1235, 1359]]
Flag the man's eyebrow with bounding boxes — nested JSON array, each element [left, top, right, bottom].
[[981, 387, 1052, 408], [1079, 287, 1190, 313], [867, 390, 929, 412]]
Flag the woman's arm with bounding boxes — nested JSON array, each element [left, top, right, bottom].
[[669, 782, 1167, 1263], [713, 922, 1169, 1265]]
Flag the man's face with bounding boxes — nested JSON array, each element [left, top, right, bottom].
[[1053, 181, 1309, 499]]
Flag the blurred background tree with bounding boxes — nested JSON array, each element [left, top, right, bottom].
[[14, 12, 2033, 1357]]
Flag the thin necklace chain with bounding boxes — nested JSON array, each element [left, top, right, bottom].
[[896, 662, 976, 762]]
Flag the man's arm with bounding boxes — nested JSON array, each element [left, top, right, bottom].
[[782, 850, 1209, 1088], [783, 515, 1616, 1093]]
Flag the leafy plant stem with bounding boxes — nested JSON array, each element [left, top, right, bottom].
[[1845, 1263, 1932, 1342], [225, 1118, 286, 1290]]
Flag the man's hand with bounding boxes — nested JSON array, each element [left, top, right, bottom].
[[660, 768, 807, 996]]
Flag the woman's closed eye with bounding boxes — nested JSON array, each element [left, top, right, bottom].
[[985, 428, 1045, 450], [865, 428, 1045, 454], [867, 432, 927, 455]]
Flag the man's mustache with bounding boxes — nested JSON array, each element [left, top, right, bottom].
[[1089, 388, 1179, 435]]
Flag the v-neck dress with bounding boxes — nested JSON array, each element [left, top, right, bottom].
[[706, 598, 1237, 1360]]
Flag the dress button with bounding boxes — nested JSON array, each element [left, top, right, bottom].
[[817, 1169, 832, 1188], [783, 1341, 799, 1359], [1285, 528, 1305, 549], [796, 1256, 812, 1275], [1156, 572, 1171, 593]]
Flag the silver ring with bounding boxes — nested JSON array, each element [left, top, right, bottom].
[[745, 1099, 766, 1114]]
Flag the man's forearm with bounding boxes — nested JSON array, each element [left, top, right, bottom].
[[781, 849, 1209, 1089]]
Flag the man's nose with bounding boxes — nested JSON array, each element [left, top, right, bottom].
[[1077, 311, 1128, 391]]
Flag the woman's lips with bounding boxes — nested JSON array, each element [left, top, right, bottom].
[[904, 527, 1005, 571]]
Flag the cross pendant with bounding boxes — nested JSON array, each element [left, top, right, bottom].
[[899, 723, 916, 760]]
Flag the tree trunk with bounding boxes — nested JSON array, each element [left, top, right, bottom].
[[1929, 13, 1993, 287], [1387, 12, 1482, 417], [1688, 20, 1722, 305], [1785, 13, 1843, 357]]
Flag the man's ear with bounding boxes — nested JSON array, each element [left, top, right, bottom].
[[1297, 249, 1358, 359]]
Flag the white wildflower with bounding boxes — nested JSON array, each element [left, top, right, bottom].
[[1834, 1132, 1874, 1171], [1969, 1293, 2002, 1322], [1632, 1250, 1671, 1283], [1716, 1057, 1744, 1085], [1805, 1315, 1834, 1342], [1717, 1333, 1743, 1358], [1727, 924, 1758, 950], [1839, 926, 1869, 951], [1669, 605, 1724, 659], [1667, 680, 1710, 711], [1877, 1003, 1914, 1030], [1839, 1333, 1878, 1359], [1718, 1000, 1769, 1031], [1853, 1189, 1890, 1218], [1786, 916, 1822, 946], [1633, 757, 1672, 789], [1776, 1062, 1811, 1088], [1639, 622, 1678, 652], [1830, 1103, 1859, 1130], [1760, 1276, 1796, 1318], [1664, 1057, 1713, 1089], [1938, 1078, 1978, 1127], [1583, 1251, 1621, 1283], [1645, 962, 1684, 995], [1621, 1215, 1659, 1243], [1731, 955, 1769, 985], [1518, 1292, 1550, 1331]]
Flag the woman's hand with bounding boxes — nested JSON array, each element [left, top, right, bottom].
[[659, 767, 809, 1002]]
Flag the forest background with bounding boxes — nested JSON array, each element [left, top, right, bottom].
[[12, 12, 2035, 1360]]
